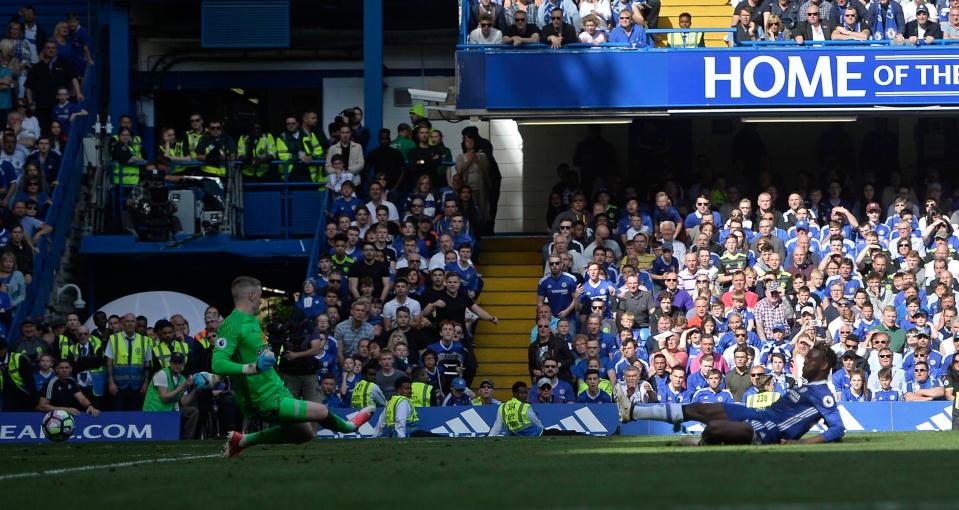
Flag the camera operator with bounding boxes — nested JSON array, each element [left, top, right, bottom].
[[123, 162, 182, 241], [111, 126, 146, 186], [273, 308, 324, 404], [195, 119, 236, 180]]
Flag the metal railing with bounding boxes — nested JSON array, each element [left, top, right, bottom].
[[9, 62, 99, 341]]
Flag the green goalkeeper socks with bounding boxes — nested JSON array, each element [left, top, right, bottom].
[[319, 411, 357, 433], [239, 425, 291, 447]]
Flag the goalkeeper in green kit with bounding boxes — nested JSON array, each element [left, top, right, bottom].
[[194, 276, 374, 457]]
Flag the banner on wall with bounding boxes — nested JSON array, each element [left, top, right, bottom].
[[321, 402, 955, 438], [458, 48, 959, 110], [0, 412, 181, 443]]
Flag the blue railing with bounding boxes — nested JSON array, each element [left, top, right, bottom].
[[10, 62, 99, 340]]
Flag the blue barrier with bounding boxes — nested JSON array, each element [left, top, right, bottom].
[[9, 61, 100, 342], [320, 402, 955, 438], [0, 412, 181, 443], [458, 46, 959, 110]]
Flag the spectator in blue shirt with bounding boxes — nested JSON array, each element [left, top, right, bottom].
[[660, 366, 690, 403], [904, 361, 945, 401], [445, 243, 483, 298], [577, 369, 613, 403], [840, 370, 871, 401], [608, 8, 648, 45], [691, 369, 735, 403], [329, 181, 364, 220], [294, 278, 326, 321], [538, 255, 582, 320], [51, 87, 87, 133], [650, 244, 679, 290], [541, 358, 576, 402], [442, 377, 473, 406]]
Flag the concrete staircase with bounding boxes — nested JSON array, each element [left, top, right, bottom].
[[658, 0, 732, 47], [474, 236, 546, 402]]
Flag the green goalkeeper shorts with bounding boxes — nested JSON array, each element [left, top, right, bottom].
[[252, 387, 312, 423]]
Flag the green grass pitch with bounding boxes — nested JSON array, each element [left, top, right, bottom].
[[2, 432, 958, 508]]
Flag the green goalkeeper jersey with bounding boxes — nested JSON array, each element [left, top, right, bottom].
[[212, 309, 288, 415]]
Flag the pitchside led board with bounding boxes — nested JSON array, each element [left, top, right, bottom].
[[456, 47, 959, 110]]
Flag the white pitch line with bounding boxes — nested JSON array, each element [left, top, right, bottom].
[[0, 453, 220, 481]]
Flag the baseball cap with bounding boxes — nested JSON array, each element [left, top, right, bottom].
[[917, 5, 929, 14], [451, 377, 467, 391], [914, 309, 929, 318], [49, 317, 66, 328], [536, 377, 553, 389], [169, 352, 186, 363], [480, 379, 495, 389], [795, 220, 809, 231], [801, 306, 816, 316], [661, 242, 673, 252], [772, 324, 786, 332], [842, 350, 858, 359], [866, 202, 881, 213], [768, 281, 783, 293]]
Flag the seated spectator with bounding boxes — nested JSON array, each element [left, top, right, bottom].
[[667, 12, 705, 47], [468, 13, 504, 44], [542, 7, 579, 48], [728, 8, 762, 46], [903, 0, 937, 23], [502, 10, 541, 47], [765, 13, 790, 40], [904, 6, 943, 43], [794, 5, 836, 44], [578, 15, 608, 44], [943, 8, 959, 37]]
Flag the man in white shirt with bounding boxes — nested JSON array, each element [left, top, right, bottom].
[[383, 279, 422, 331], [469, 13, 505, 44]]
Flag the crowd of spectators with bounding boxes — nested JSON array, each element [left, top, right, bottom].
[[529, 125, 959, 422], [463, 0, 959, 47]]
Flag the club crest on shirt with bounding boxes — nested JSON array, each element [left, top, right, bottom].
[[822, 395, 836, 408], [215, 337, 228, 349]]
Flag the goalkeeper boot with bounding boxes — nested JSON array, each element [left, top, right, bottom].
[[350, 406, 376, 429], [615, 385, 632, 423], [224, 431, 244, 458]]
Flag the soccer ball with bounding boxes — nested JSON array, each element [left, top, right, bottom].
[[42, 410, 76, 442]]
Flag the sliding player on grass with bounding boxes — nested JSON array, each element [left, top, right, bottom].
[[618, 341, 845, 445], [195, 276, 374, 457]]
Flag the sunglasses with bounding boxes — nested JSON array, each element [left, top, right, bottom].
[[808, 12, 819, 15], [551, 15, 563, 20], [549, 261, 561, 266], [879, 354, 892, 359], [736, 334, 747, 338], [543, 364, 558, 369], [697, 202, 709, 206], [515, 17, 527, 21], [480, 22, 491, 27], [915, 369, 927, 372], [560, 225, 572, 230], [591, 306, 604, 310]]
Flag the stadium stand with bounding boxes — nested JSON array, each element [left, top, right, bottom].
[[1, 0, 958, 444]]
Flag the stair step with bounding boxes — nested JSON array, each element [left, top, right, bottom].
[[474, 334, 533, 348], [473, 370, 530, 388], [481, 264, 543, 278], [475, 347, 528, 363], [483, 305, 536, 320], [478, 292, 538, 306], [481, 237, 548, 252], [477, 362, 530, 375], [476, 319, 531, 334], [661, 5, 731, 16], [479, 251, 542, 265], [482, 278, 542, 292]]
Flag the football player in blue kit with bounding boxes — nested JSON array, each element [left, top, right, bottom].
[[618, 341, 845, 445]]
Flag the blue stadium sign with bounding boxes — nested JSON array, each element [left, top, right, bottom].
[[457, 47, 959, 110], [0, 412, 181, 443]]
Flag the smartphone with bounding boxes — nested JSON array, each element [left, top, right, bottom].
[[812, 320, 822, 327]]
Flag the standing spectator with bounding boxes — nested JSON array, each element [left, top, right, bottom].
[[50, 22, 79, 77], [366, 129, 405, 192], [754, 282, 790, 341], [334, 301, 374, 358], [12, 6, 45, 50], [904, 6, 943, 42], [538, 255, 581, 321], [579, 0, 612, 27], [460, 126, 500, 234], [0, 47, 13, 123], [503, 9, 541, 46], [542, 7, 579, 48], [195, 118, 236, 178], [105, 313, 153, 411], [468, 13, 504, 44], [66, 13, 94, 74], [870, 0, 906, 41], [349, 242, 391, 302], [327, 123, 364, 184], [609, 8, 647, 45], [454, 130, 491, 228], [407, 124, 442, 189], [469, 0, 508, 32], [3, 22, 37, 100], [903, 0, 938, 23], [728, 8, 761, 46], [51, 87, 86, 134]]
